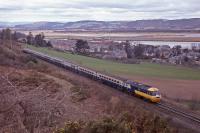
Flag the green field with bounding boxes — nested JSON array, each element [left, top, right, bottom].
[[27, 45, 200, 80]]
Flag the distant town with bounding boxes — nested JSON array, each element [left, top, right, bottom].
[[41, 38, 200, 67]]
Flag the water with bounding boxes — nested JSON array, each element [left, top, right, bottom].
[[131, 41, 200, 49]]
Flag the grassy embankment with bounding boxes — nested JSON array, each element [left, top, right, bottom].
[[27, 45, 200, 80]]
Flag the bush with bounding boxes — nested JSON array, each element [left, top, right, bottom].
[[0, 44, 38, 68], [55, 121, 83, 133], [55, 113, 173, 133], [188, 101, 200, 111], [86, 117, 131, 133], [70, 86, 90, 102], [20, 55, 38, 64]]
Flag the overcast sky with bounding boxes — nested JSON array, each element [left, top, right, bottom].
[[0, 0, 200, 22]]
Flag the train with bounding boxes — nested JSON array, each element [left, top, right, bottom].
[[23, 48, 161, 103]]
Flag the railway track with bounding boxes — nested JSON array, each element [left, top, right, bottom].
[[157, 103, 200, 125]]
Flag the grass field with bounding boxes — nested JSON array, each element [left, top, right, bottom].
[[27, 45, 200, 80]]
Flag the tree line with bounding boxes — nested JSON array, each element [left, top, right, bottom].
[[0, 28, 26, 41], [0, 28, 52, 48], [0, 28, 27, 49], [74, 39, 90, 55], [26, 32, 52, 47]]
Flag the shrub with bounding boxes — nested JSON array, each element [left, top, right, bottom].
[[55, 121, 83, 133], [188, 101, 200, 111], [20, 55, 38, 64], [70, 86, 90, 102], [86, 117, 132, 133], [55, 113, 173, 133], [0, 44, 38, 68]]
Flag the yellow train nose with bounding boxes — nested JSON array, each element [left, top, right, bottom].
[[151, 97, 161, 103]]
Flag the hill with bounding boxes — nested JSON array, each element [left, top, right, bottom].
[[14, 21, 65, 30], [11, 18, 200, 31]]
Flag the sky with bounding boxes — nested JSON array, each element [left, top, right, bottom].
[[0, 0, 200, 22]]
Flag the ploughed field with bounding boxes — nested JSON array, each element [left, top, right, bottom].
[[27, 45, 200, 102]]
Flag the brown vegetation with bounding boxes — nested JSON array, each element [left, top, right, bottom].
[[55, 113, 172, 133], [0, 67, 64, 132]]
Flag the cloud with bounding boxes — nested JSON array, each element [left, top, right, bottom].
[[0, 0, 199, 22]]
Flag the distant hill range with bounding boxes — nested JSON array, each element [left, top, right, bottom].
[[2, 18, 200, 32]]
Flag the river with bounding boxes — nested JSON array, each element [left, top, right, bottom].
[[131, 41, 200, 49]]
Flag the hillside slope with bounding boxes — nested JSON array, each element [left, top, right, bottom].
[[0, 42, 196, 133]]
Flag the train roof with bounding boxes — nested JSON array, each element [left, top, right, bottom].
[[148, 87, 158, 91], [126, 80, 154, 91]]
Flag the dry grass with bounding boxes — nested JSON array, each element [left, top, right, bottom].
[[0, 66, 65, 132]]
